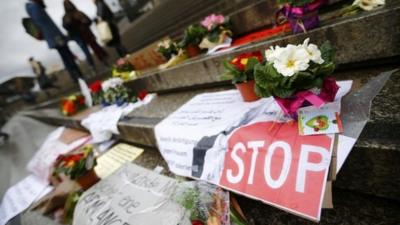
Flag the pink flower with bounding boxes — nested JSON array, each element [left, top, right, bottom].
[[201, 14, 225, 31], [116, 58, 126, 66]]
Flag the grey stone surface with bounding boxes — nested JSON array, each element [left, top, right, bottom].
[[236, 188, 400, 225], [124, 4, 400, 94]]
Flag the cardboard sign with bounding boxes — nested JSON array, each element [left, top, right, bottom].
[[127, 40, 166, 70], [73, 163, 181, 225], [220, 121, 333, 221], [95, 143, 144, 179]]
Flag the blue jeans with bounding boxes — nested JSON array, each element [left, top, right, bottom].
[[56, 46, 82, 82], [74, 36, 95, 69]]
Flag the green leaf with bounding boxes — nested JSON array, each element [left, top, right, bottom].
[[320, 41, 335, 62], [273, 87, 295, 98], [255, 84, 272, 97], [245, 57, 260, 72]]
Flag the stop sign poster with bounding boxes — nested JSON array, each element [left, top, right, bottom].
[[220, 121, 333, 221]]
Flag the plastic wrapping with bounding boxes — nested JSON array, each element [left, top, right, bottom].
[[172, 181, 230, 225]]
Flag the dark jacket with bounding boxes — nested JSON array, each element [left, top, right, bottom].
[[26, 1, 67, 49], [63, 10, 96, 43]]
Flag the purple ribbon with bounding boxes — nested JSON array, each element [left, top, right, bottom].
[[275, 77, 339, 118], [276, 0, 327, 33]]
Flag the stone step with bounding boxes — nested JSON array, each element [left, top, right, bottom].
[[124, 3, 400, 94], [236, 187, 400, 224], [24, 67, 400, 201]]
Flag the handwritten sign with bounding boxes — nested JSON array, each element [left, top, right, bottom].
[[95, 143, 144, 179], [220, 121, 333, 221], [155, 90, 268, 177], [0, 175, 50, 225], [73, 163, 183, 225]]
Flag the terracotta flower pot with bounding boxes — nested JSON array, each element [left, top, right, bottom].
[[186, 44, 202, 58], [235, 80, 260, 102], [76, 169, 100, 190]]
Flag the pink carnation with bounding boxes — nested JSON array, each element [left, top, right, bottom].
[[201, 14, 225, 31]]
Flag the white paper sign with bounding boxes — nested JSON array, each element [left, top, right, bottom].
[[0, 175, 49, 225], [81, 94, 156, 143], [26, 127, 91, 181], [155, 90, 269, 177], [73, 163, 182, 225]]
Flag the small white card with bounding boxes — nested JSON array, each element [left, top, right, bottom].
[[298, 102, 343, 136]]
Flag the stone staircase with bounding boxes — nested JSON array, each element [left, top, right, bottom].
[[22, 0, 400, 224]]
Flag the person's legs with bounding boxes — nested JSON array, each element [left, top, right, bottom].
[[114, 43, 128, 57], [75, 37, 95, 69], [56, 46, 82, 82], [88, 40, 108, 64]]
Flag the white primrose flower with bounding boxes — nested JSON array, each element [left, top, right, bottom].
[[352, 0, 385, 11], [301, 38, 324, 64], [272, 44, 310, 77], [265, 45, 284, 63], [101, 77, 124, 92]]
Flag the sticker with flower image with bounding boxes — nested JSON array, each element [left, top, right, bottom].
[[298, 102, 343, 136]]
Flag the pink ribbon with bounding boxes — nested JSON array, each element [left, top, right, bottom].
[[275, 77, 339, 118]]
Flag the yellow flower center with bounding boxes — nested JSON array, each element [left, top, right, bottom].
[[240, 58, 248, 65], [287, 60, 295, 68]]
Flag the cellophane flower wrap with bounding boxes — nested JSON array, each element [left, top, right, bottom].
[[101, 77, 136, 106], [112, 56, 137, 81], [200, 14, 232, 46], [254, 38, 338, 117], [221, 51, 263, 84], [60, 94, 86, 116], [173, 181, 230, 225], [53, 145, 96, 180], [276, 0, 327, 33]]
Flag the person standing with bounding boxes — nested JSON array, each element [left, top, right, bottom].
[[63, 0, 109, 71], [26, 0, 83, 82], [94, 0, 128, 57], [28, 57, 59, 91]]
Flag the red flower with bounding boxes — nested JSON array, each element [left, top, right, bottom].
[[62, 100, 76, 115], [89, 80, 102, 93], [191, 220, 204, 225], [137, 90, 148, 101], [77, 95, 86, 105], [230, 51, 263, 71]]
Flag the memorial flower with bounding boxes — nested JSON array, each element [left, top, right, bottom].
[[201, 14, 225, 31], [112, 56, 137, 81], [54, 145, 96, 180], [254, 39, 337, 117], [178, 24, 207, 57], [157, 39, 179, 60], [89, 80, 102, 93], [101, 78, 137, 106], [60, 94, 86, 116], [199, 14, 232, 50], [276, 0, 326, 34], [352, 0, 385, 11], [221, 51, 263, 102]]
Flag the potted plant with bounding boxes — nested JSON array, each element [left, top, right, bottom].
[[101, 77, 137, 106], [276, 0, 327, 34], [60, 94, 86, 116], [199, 14, 233, 50], [254, 38, 338, 118], [222, 51, 263, 102], [157, 39, 179, 60], [112, 56, 138, 81], [53, 145, 99, 190], [178, 24, 207, 57]]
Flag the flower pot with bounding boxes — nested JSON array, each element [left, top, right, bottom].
[[76, 169, 100, 190], [186, 44, 202, 58], [235, 80, 260, 102]]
